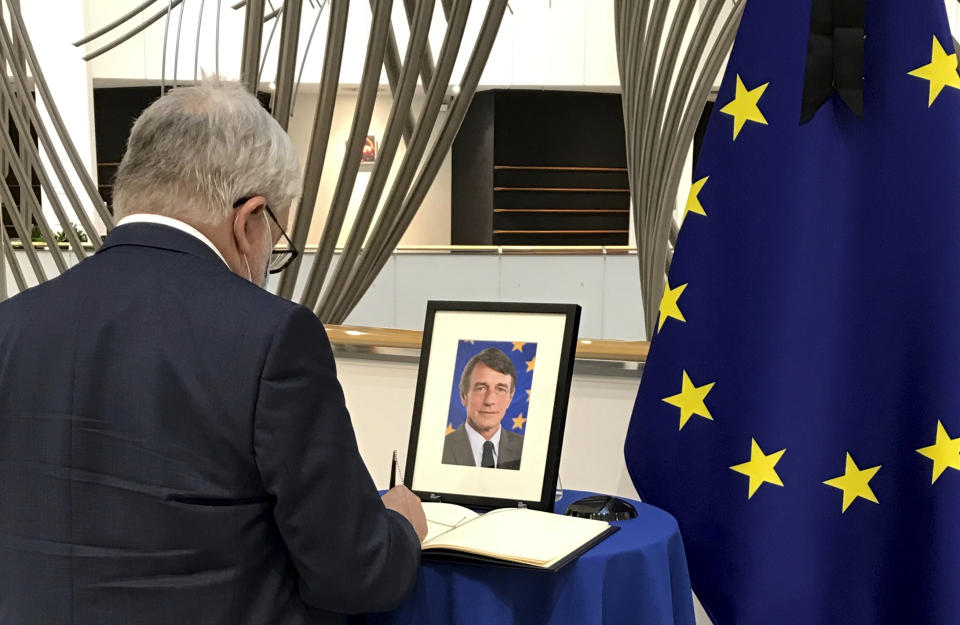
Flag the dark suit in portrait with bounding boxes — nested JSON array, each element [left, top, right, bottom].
[[0, 224, 420, 625], [442, 424, 524, 470]]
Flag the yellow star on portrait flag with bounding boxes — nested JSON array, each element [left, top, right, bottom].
[[682, 176, 708, 224], [908, 35, 960, 106], [916, 420, 960, 484], [719, 74, 769, 140], [730, 438, 786, 499], [662, 370, 715, 430], [526, 357, 536, 372], [445, 423, 455, 435], [512, 413, 527, 430], [657, 280, 687, 332], [512, 341, 526, 352], [525, 389, 531, 401], [823, 453, 881, 513]]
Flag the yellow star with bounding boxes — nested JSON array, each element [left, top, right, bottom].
[[916, 420, 960, 484], [719, 75, 769, 140], [525, 389, 530, 402], [823, 453, 881, 513], [512, 413, 527, 430], [682, 176, 708, 224], [445, 422, 455, 435], [657, 280, 688, 332], [512, 341, 526, 352], [730, 438, 786, 499], [908, 35, 960, 106], [526, 357, 536, 372], [662, 370, 715, 430]]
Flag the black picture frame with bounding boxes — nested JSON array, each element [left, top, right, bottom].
[[404, 301, 581, 512]]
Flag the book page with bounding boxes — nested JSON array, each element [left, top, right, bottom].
[[422, 508, 610, 568], [422, 502, 480, 544]]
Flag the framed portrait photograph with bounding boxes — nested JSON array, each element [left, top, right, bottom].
[[404, 301, 581, 512]]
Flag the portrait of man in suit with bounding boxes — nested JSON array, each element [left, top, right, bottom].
[[442, 347, 524, 470]]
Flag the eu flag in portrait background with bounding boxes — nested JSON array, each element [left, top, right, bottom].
[[625, 2, 960, 624], [446, 339, 536, 435]]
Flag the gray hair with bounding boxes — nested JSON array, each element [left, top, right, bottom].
[[459, 347, 517, 397], [113, 79, 301, 225]]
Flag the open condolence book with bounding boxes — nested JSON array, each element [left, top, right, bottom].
[[420, 502, 619, 571]]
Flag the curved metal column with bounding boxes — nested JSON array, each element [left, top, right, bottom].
[[274, 0, 350, 300], [0, 99, 68, 273], [330, 0, 508, 323], [378, 2, 415, 145], [240, 0, 265, 91], [8, 4, 112, 232], [298, 0, 394, 310], [0, 15, 98, 256], [73, 0, 158, 46], [82, 0, 185, 61], [614, 0, 744, 337], [402, 0, 435, 90], [320, 0, 472, 318], [0, 224, 26, 293], [316, 0, 434, 319], [271, 0, 303, 129]]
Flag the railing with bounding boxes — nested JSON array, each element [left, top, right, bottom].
[[326, 324, 649, 363], [7, 241, 639, 255]]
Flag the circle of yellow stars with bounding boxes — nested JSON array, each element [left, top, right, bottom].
[[651, 35, 960, 512]]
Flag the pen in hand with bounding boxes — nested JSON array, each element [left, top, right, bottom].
[[390, 449, 398, 490]]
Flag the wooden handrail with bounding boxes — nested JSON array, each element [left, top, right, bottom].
[[494, 187, 630, 192], [494, 229, 629, 234], [494, 165, 627, 172], [6, 241, 640, 254], [326, 324, 649, 362], [493, 209, 629, 214]]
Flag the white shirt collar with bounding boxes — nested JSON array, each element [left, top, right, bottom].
[[116, 214, 228, 268], [464, 420, 501, 467]]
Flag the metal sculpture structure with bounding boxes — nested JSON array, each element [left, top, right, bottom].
[[0, 1, 112, 302], [615, 0, 745, 338], [1, 0, 739, 334], [0, 0, 507, 324]]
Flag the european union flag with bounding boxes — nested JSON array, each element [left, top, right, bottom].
[[624, 2, 960, 623]]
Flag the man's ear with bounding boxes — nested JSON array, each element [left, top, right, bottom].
[[232, 196, 267, 255], [460, 392, 468, 407]]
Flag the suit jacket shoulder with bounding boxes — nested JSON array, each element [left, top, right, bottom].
[[442, 424, 474, 466]]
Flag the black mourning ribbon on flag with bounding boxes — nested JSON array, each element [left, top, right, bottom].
[[800, 0, 865, 123]]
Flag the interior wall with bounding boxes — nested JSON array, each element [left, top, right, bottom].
[[285, 90, 452, 248]]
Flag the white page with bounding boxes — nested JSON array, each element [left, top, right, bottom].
[[423, 508, 610, 567], [422, 502, 480, 544]]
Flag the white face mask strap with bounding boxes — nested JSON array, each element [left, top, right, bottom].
[[243, 253, 253, 282], [234, 212, 255, 283]]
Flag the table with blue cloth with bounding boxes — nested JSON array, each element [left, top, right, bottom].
[[363, 490, 695, 625]]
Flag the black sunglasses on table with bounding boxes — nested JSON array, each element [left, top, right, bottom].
[[233, 198, 299, 274]]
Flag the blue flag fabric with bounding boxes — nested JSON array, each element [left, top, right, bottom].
[[446, 339, 536, 435], [625, 3, 960, 624]]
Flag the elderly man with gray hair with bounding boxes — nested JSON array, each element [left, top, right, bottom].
[[0, 81, 425, 625]]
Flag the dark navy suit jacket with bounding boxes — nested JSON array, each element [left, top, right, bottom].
[[0, 223, 420, 624]]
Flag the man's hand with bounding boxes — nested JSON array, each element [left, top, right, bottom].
[[381, 485, 428, 542]]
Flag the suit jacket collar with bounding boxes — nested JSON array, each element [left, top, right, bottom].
[[98, 222, 229, 270]]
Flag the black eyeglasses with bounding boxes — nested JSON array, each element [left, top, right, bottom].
[[233, 198, 299, 274]]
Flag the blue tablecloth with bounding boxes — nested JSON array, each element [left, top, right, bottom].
[[362, 490, 695, 625]]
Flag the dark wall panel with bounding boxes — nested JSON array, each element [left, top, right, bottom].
[[452, 89, 629, 246], [493, 90, 627, 168], [451, 90, 494, 245]]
